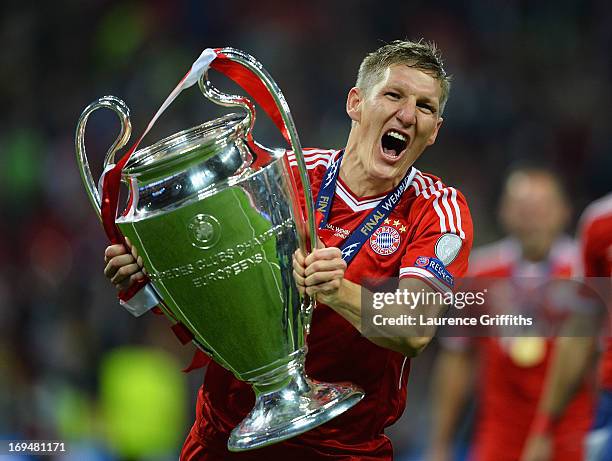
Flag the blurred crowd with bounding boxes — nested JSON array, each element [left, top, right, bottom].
[[1, 1, 611, 460]]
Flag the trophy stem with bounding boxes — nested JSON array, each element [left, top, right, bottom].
[[227, 350, 364, 452]]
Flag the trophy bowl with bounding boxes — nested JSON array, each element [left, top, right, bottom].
[[75, 48, 364, 451]]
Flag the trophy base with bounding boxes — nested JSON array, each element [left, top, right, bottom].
[[227, 366, 364, 451]]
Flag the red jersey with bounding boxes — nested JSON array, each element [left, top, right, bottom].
[[467, 238, 594, 461], [578, 193, 612, 390], [183, 148, 473, 460]]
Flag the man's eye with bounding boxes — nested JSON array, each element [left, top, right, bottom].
[[418, 103, 435, 113], [385, 92, 400, 100]]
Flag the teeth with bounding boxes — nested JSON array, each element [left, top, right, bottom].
[[387, 131, 407, 142]]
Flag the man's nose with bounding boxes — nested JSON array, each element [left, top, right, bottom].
[[396, 97, 416, 126]]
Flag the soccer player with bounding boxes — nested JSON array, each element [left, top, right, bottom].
[[104, 40, 473, 460], [428, 168, 595, 461], [520, 192, 612, 461]]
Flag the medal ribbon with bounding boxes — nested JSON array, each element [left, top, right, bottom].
[[314, 151, 416, 265]]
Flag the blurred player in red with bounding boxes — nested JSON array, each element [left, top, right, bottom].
[[520, 192, 612, 461], [103, 40, 474, 460], [428, 168, 595, 461]]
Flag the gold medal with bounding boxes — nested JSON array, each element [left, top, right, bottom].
[[509, 337, 546, 367]]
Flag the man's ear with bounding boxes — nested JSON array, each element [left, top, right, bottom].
[[426, 117, 444, 146], [346, 87, 362, 123]]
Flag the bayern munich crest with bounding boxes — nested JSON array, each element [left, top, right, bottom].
[[369, 226, 401, 256]]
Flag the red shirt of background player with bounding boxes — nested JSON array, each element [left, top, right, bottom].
[[466, 238, 594, 461]]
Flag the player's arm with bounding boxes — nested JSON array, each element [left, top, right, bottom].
[[520, 327, 597, 461], [520, 335, 596, 461], [536, 320, 597, 418], [293, 246, 443, 357], [427, 343, 475, 461], [521, 215, 602, 461]]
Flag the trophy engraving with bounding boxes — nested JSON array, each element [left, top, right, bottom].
[[188, 213, 221, 249], [75, 48, 364, 451]]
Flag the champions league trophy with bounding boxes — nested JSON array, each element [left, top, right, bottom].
[[75, 48, 364, 451]]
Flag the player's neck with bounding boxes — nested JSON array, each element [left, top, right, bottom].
[[339, 151, 396, 198]]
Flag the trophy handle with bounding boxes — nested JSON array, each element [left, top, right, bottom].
[[75, 96, 132, 220], [200, 49, 318, 324], [199, 48, 317, 254]]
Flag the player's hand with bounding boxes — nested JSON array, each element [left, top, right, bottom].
[[103, 237, 146, 291], [292, 248, 307, 297], [292, 238, 326, 296], [292, 239, 347, 306], [520, 434, 553, 461]]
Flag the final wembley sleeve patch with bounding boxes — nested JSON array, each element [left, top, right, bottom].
[[414, 256, 455, 288], [435, 233, 463, 266]]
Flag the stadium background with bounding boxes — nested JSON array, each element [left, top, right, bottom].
[[1, 0, 611, 459]]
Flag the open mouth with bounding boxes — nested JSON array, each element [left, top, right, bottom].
[[381, 130, 408, 160]]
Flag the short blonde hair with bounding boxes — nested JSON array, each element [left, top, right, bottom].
[[356, 39, 451, 114]]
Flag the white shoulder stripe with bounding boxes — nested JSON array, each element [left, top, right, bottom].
[[414, 174, 430, 198], [450, 187, 466, 239], [413, 170, 466, 240], [411, 178, 421, 196], [288, 149, 341, 173], [288, 160, 329, 170], [287, 148, 336, 156], [440, 189, 457, 234], [287, 152, 334, 163], [432, 190, 448, 233], [302, 148, 338, 156]]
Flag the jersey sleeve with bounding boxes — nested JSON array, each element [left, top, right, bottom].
[[399, 186, 473, 293]]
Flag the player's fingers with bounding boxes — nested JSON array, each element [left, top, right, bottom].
[[129, 271, 145, 285], [316, 279, 342, 295], [293, 249, 306, 265], [104, 244, 129, 263], [304, 247, 343, 266], [306, 279, 340, 297], [293, 268, 306, 285], [292, 267, 306, 296], [110, 262, 142, 286], [104, 254, 137, 279], [114, 270, 146, 291], [292, 269, 305, 285], [304, 258, 346, 277], [292, 257, 306, 279], [305, 269, 345, 287], [126, 238, 139, 260]]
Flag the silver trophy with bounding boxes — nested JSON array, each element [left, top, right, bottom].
[[75, 48, 364, 451]]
